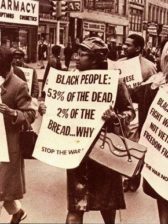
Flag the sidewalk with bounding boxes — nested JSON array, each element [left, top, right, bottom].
[[28, 59, 76, 81]]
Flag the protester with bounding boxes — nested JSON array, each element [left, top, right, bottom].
[[38, 37, 48, 69], [145, 48, 156, 63], [64, 42, 73, 70], [39, 37, 135, 224], [0, 46, 36, 223], [107, 39, 118, 61], [67, 37, 135, 224], [12, 49, 39, 99], [121, 34, 157, 192], [129, 38, 168, 224], [42, 45, 62, 91]]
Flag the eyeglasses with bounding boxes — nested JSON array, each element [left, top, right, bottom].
[[74, 52, 90, 58]]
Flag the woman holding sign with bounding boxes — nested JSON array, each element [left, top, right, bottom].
[[0, 47, 36, 224], [65, 37, 135, 224], [39, 37, 135, 224], [130, 39, 168, 224]]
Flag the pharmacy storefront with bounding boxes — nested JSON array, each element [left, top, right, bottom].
[[0, 0, 39, 62]]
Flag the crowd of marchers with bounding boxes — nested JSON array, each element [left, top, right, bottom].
[[0, 33, 168, 224]]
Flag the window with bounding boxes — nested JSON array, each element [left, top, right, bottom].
[[84, 0, 118, 14], [130, 8, 143, 32]]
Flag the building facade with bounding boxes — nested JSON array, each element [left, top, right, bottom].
[[145, 0, 168, 46], [0, 0, 39, 62], [39, 0, 69, 52], [128, 0, 145, 36], [69, 0, 129, 45]]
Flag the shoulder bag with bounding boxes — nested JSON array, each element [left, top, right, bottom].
[[89, 116, 147, 178], [20, 123, 37, 159]]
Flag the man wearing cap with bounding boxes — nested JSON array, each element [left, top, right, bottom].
[[12, 49, 39, 99], [65, 37, 135, 224]]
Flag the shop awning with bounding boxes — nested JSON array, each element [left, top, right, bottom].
[[70, 10, 129, 26]]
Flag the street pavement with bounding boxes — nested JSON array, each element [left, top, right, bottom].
[[0, 157, 160, 223], [0, 61, 160, 223]]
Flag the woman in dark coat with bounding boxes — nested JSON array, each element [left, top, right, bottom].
[[0, 47, 36, 223], [66, 37, 135, 224], [129, 39, 168, 224]]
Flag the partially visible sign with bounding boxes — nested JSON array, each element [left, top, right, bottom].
[[0, 89, 9, 162], [83, 21, 106, 32], [87, 0, 115, 9], [108, 56, 143, 88], [0, 0, 39, 26], [148, 23, 157, 36], [139, 87, 168, 200], [160, 25, 168, 36], [67, 0, 81, 12], [95, 0, 115, 9], [18, 67, 33, 94]]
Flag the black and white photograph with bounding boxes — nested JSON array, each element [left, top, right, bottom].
[[0, 0, 168, 223]]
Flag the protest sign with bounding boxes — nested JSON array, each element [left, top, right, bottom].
[[108, 57, 142, 140], [108, 56, 142, 88], [139, 86, 168, 200], [33, 68, 119, 168], [0, 89, 9, 162], [18, 67, 33, 94]]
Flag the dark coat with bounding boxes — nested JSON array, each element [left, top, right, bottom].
[[38, 43, 47, 60], [64, 46, 73, 68], [13, 66, 26, 81], [67, 81, 135, 212], [0, 71, 36, 201], [129, 82, 158, 136]]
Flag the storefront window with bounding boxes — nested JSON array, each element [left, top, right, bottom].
[[19, 29, 28, 60], [0, 28, 28, 59], [1, 28, 19, 48], [60, 28, 64, 45]]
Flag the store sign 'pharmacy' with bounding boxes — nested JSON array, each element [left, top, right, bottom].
[[0, 0, 39, 26]]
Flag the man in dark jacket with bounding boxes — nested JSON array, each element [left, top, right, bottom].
[[122, 34, 157, 192]]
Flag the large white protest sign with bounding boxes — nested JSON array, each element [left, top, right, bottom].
[[139, 86, 168, 200], [18, 67, 33, 94], [108, 56, 142, 88], [33, 68, 119, 168], [0, 89, 9, 162]]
